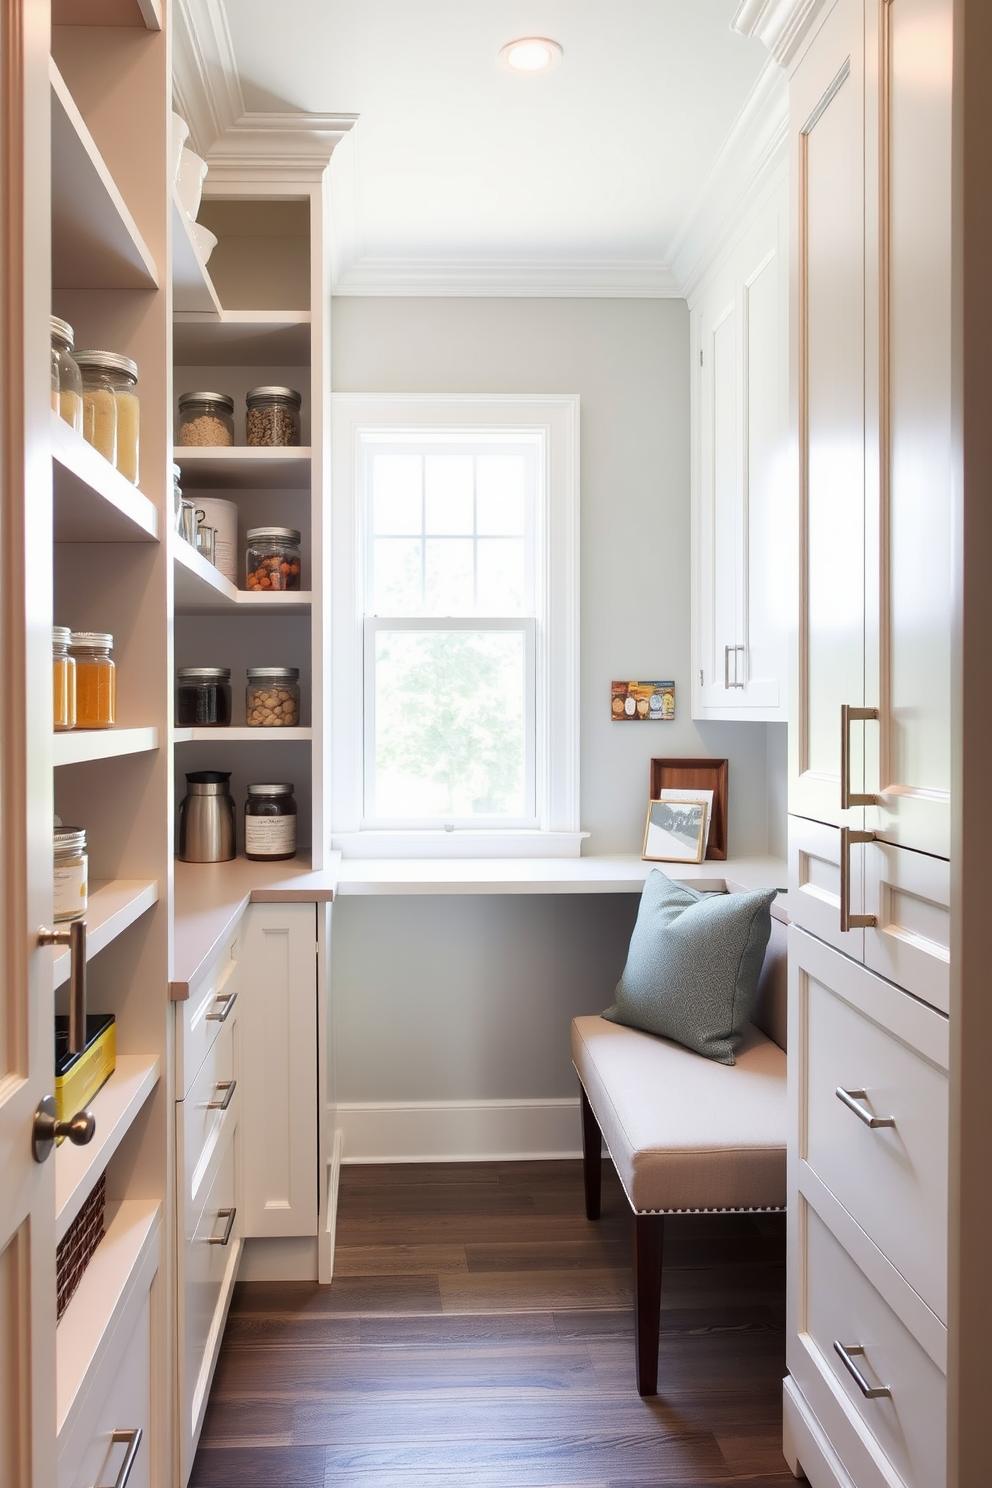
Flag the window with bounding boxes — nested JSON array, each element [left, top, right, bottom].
[[331, 397, 581, 856]]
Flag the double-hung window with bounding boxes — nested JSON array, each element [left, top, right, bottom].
[[331, 397, 580, 856]]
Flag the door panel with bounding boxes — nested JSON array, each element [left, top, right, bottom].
[[865, 841, 950, 1013]]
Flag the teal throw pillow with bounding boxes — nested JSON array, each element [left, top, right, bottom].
[[602, 868, 778, 1065]]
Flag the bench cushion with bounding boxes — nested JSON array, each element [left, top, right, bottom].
[[572, 1013, 787, 1214]]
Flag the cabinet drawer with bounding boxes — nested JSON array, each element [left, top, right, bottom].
[[60, 1291, 153, 1488], [803, 1205, 945, 1488], [179, 1004, 238, 1215], [176, 927, 239, 1098], [794, 928, 948, 1320]]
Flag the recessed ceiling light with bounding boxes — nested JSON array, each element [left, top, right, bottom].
[[498, 37, 563, 73]]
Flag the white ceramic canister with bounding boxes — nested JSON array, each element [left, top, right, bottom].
[[195, 496, 239, 584], [54, 824, 88, 922]]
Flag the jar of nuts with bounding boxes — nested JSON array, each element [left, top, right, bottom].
[[245, 386, 301, 446], [246, 667, 301, 728], [178, 391, 234, 447], [245, 527, 302, 591]]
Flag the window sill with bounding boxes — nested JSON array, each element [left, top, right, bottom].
[[330, 830, 589, 860]]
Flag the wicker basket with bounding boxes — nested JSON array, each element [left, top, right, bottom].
[[57, 1171, 106, 1321]]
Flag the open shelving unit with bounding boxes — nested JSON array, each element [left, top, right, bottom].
[[56, 1056, 161, 1241], [51, 880, 159, 991]]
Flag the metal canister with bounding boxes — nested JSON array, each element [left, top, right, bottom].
[[177, 771, 236, 862]]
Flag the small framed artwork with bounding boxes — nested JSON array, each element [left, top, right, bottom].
[[642, 799, 708, 864], [611, 680, 675, 721]]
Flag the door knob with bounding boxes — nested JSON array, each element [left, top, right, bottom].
[[32, 1094, 95, 1164]]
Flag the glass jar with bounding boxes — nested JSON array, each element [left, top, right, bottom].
[[175, 667, 231, 727], [245, 527, 302, 591], [246, 667, 300, 727], [107, 355, 140, 485], [173, 464, 183, 528], [54, 825, 88, 922], [70, 632, 115, 728], [195, 523, 216, 565], [75, 352, 117, 466], [53, 626, 76, 731], [245, 386, 302, 447], [51, 316, 83, 433], [244, 783, 297, 862], [177, 391, 234, 447]]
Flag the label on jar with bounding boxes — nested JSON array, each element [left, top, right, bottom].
[[244, 815, 297, 857], [54, 859, 88, 921]]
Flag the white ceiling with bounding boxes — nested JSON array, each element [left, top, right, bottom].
[[183, 1, 776, 295]]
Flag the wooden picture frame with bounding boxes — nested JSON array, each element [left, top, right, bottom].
[[649, 758, 728, 860]]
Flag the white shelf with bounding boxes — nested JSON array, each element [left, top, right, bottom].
[[53, 728, 159, 766], [51, 880, 159, 991], [171, 531, 311, 614], [56, 1199, 161, 1445], [50, 60, 158, 291], [172, 192, 223, 315], [52, 414, 159, 543], [173, 727, 313, 743], [174, 310, 310, 364], [175, 445, 312, 490], [54, 0, 162, 26], [56, 1056, 161, 1243]]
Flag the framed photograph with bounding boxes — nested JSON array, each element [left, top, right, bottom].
[[642, 799, 708, 864], [656, 787, 714, 849]]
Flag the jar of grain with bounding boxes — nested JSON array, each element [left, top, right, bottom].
[[50, 317, 83, 434], [244, 783, 297, 862], [177, 391, 234, 447], [246, 386, 301, 446], [175, 667, 231, 727], [70, 632, 115, 729], [245, 527, 302, 591], [53, 626, 76, 731], [107, 355, 140, 484], [76, 353, 117, 466], [246, 667, 300, 728], [54, 825, 88, 922]]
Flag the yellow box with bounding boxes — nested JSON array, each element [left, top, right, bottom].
[[55, 1013, 116, 1132]]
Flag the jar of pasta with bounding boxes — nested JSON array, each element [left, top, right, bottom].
[[108, 355, 140, 484], [75, 352, 118, 466], [54, 825, 88, 922], [244, 783, 297, 862], [70, 632, 115, 728], [177, 391, 234, 447], [53, 627, 76, 731], [50, 317, 83, 434], [245, 528, 302, 591]]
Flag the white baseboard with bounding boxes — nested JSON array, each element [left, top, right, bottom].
[[237, 1235, 318, 1282], [332, 1097, 582, 1163]]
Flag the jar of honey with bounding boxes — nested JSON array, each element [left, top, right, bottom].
[[70, 632, 115, 728], [53, 626, 75, 731]]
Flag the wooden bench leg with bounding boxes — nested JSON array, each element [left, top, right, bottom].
[[632, 1213, 665, 1396], [579, 1083, 602, 1221]]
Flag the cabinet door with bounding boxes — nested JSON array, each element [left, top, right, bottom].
[[790, 0, 868, 826], [239, 904, 318, 1237]]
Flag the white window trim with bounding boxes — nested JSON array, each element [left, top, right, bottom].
[[330, 394, 582, 859]]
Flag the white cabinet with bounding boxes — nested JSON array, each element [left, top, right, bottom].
[[691, 178, 789, 721]]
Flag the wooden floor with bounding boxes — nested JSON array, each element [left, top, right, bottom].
[[190, 1160, 794, 1487]]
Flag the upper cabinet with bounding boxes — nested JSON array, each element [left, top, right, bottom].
[[690, 177, 790, 722]]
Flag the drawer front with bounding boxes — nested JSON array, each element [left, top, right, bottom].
[[802, 1204, 946, 1488], [177, 927, 239, 1098], [789, 816, 866, 959], [794, 929, 948, 1320], [179, 1003, 238, 1215], [61, 1292, 153, 1488], [865, 841, 950, 1014]]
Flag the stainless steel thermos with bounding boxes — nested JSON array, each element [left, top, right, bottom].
[[177, 770, 236, 862]]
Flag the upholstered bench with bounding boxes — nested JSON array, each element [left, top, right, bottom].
[[571, 905, 787, 1395]]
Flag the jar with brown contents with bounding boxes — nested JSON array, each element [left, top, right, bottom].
[[246, 667, 300, 727], [245, 386, 302, 446], [245, 527, 301, 591]]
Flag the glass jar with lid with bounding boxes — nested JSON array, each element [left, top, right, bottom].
[[244, 783, 297, 862], [246, 667, 300, 727], [50, 316, 83, 434], [70, 632, 115, 728], [245, 386, 302, 447], [107, 354, 140, 485], [245, 527, 302, 591], [54, 825, 88, 922], [175, 667, 231, 727], [75, 352, 117, 466], [177, 391, 234, 447], [53, 627, 76, 731]]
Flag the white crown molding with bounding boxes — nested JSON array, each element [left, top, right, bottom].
[[332, 257, 682, 298], [668, 56, 788, 301], [731, 0, 834, 67]]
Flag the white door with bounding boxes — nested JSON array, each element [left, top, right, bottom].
[[0, 1, 57, 1481], [790, 0, 869, 827]]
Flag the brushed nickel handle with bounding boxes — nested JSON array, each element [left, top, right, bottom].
[[100, 1428, 142, 1488], [39, 919, 86, 1054], [32, 1094, 95, 1164], [835, 1087, 895, 1129], [206, 991, 237, 1023], [207, 1079, 237, 1111], [208, 1207, 237, 1246], [833, 1341, 892, 1399], [841, 704, 881, 809], [839, 826, 877, 932], [724, 645, 746, 690], [724, 645, 732, 689]]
